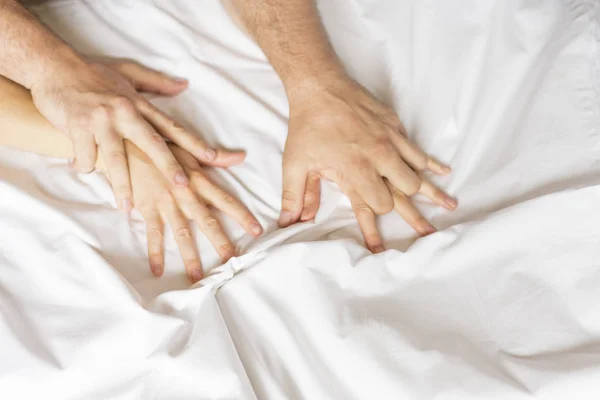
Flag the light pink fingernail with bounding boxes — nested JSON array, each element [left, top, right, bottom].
[[204, 148, 217, 160], [175, 172, 189, 186], [191, 269, 204, 282], [372, 245, 385, 253], [278, 211, 295, 227], [445, 198, 458, 210], [250, 223, 263, 236], [421, 225, 437, 236]]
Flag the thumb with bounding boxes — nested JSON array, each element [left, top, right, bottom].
[[279, 158, 308, 228], [112, 61, 189, 96]]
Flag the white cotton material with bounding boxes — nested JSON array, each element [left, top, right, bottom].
[[1, 0, 599, 399]]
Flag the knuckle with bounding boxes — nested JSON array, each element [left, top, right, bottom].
[[91, 105, 111, 122], [147, 227, 163, 241], [371, 138, 393, 157], [175, 228, 192, 239], [220, 192, 236, 206], [149, 133, 166, 145], [352, 156, 370, 170], [76, 113, 93, 128], [353, 203, 372, 217], [110, 95, 134, 112], [202, 216, 220, 231], [281, 190, 298, 204]]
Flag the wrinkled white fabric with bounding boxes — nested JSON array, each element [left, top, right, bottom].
[[0, 0, 599, 399]]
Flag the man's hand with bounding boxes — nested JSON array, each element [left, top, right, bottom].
[[30, 59, 245, 211], [0, 1, 245, 211], [280, 75, 457, 251]]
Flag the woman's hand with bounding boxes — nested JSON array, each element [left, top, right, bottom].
[[125, 142, 263, 283]]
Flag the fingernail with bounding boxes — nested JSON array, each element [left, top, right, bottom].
[[174, 77, 188, 83], [421, 225, 437, 236], [278, 211, 294, 227], [204, 148, 217, 161], [250, 223, 263, 236], [445, 198, 458, 210], [372, 245, 385, 253], [442, 166, 452, 174], [175, 172, 189, 186], [122, 198, 133, 212], [191, 269, 204, 283], [150, 262, 163, 277]]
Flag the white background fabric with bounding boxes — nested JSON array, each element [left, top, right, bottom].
[[1, 0, 599, 399]]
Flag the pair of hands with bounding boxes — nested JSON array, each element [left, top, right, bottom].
[[30, 58, 261, 283], [31, 58, 456, 282]]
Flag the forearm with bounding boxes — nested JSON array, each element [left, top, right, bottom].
[[0, 76, 104, 170], [0, 0, 86, 89], [226, 0, 348, 97]]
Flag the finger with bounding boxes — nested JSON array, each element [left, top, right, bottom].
[[137, 100, 246, 167], [418, 179, 458, 211], [71, 130, 97, 173], [346, 162, 393, 215], [300, 172, 321, 221], [279, 157, 308, 227], [142, 210, 165, 277], [390, 133, 451, 175], [97, 127, 133, 212], [162, 197, 203, 283], [172, 186, 237, 264], [114, 101, 189, 188], [386, 181, 436, 236], [110, 61, 189, 96], [189, 172, 263, 237], [348, 190, 385, 253]]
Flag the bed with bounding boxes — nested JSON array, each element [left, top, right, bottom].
[[1, 0, 599, 398]]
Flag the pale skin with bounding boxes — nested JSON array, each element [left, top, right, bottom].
[[0, 0, 245, 213], [0, 66, 263, 283], [225, 0, 458, 252]]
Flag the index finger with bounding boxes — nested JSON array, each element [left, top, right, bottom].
[[137, 100, 246, 167]]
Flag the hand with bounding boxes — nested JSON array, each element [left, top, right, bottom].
[[125, 142, 263, 283], [279, 75, 457, 252], [30, 57, 245, 212]]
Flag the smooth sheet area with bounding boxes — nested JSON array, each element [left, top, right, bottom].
[[1, 0, 599, 399]]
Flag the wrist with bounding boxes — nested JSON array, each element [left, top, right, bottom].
[[27, 45, 88, 90], [285, 67, 357, 107]]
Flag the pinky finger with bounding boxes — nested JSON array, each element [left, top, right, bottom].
[[348, 191, 385, 254]]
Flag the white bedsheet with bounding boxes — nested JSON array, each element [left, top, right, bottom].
[[1, 0, 599, 399]]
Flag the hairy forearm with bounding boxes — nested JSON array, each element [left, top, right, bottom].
[[0, 0, 86, 89], [0, 76, 104, 170], [226, 0, 348, 97]]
